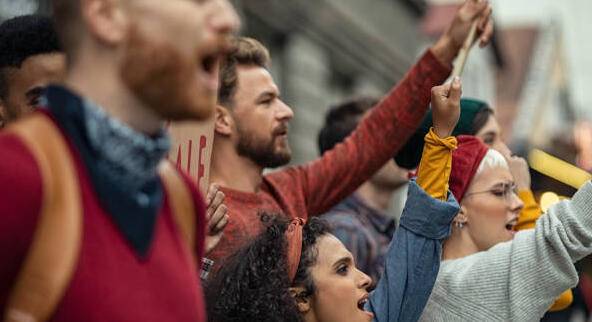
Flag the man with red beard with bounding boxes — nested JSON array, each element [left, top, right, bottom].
[[0, 0, 238, 321], [207, 0, 494, 267]]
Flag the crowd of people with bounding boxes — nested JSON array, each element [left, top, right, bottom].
[[1, 0, 591, 321]]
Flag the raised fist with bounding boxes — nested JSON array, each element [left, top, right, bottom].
[[431, 76, 462, 139], [432, 0, 494, 64]]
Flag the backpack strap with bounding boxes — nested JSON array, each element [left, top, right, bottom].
[[4, 114, 82, 322], [3, 115, 197, 322], [158, 160, 198, 269]]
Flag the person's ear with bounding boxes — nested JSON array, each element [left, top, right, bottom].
[[214, 105, 233, 136], [288, 286, 311, 313], [82, 0, 130, 46], [453, 206, 469, 229]]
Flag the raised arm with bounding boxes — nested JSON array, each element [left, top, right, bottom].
[[507, 154, 574, 311], [367, 79, 463, 322], [272, 0, 493, 217]]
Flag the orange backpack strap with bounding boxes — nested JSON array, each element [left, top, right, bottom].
[[158, 161, 198, 269], [4, 114, 82, 322]]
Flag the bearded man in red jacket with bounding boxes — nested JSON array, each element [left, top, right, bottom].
[[208, 0, 495, 267]]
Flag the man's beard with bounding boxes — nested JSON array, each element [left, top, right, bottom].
[[235, 122, 291, 169], [120, 22, 214, 121]]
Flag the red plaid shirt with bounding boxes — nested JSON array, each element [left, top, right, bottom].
[[208, 50, 451, 266]]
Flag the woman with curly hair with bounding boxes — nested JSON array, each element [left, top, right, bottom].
[[205, 80, 464, 322]]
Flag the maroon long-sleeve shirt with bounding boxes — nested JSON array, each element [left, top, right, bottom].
[[208, 50, 451, 266]]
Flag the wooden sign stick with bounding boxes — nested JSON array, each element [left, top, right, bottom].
[[451, 19, 479, 78]]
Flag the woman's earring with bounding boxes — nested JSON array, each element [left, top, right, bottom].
[[455, 215, 466, 230]]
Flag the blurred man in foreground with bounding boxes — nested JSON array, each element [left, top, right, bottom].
[[0, 0, 239, 321]]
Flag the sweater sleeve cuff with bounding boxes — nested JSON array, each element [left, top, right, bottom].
[[424, 127, 458, 148], [399, 179, 459, 240], [416, 128, 457, 200]]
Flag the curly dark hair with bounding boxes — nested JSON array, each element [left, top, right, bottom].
[[205, 215, 331, 322], [0, 14, 61, 98]]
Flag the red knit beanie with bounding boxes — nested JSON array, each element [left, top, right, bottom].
[[450, 135, 489, 202]]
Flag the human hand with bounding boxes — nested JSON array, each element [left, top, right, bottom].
[[431, 76, 462, 139], [204, 183, 229, 253], [431, 0, 493, 64], [506, 156, 531, 191]]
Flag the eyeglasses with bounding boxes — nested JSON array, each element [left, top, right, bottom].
[[464, 182, 519, 206]]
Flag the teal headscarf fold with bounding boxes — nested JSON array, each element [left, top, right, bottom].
[[395, 98, 489, 169]]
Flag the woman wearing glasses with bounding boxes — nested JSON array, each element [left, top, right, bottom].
[[398, 98, 574, 313], [397, 98, 543, 235], [418, 136, 592, 321]]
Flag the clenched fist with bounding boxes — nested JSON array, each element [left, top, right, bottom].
[[431, 76, 462, 139], [432, 0, 494, 64]]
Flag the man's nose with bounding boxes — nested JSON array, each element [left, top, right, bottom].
[[276, 99, 294, 121]]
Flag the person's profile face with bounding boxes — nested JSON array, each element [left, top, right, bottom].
[[120, 0, 239, 121], [475, 114, 511, 157], [229, 65, 293, 168], [307, 234, 374, 322], [0, 52, 66, 126], [461, 166, 524, 251]]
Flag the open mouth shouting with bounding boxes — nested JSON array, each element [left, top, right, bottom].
[[196, 39, 230, 92], [357, 293, 374, 320], [505, 216, 518, 238]]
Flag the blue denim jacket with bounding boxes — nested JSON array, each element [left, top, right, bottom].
[[365, 179, 459, 322]]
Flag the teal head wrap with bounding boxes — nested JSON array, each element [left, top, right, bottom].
[[394, 98, 490, 169]]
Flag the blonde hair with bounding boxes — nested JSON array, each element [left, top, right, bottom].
[[476, 149, 509, 176]]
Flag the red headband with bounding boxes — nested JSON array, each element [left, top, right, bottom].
[[450, 135, 489, 202], [286, 217, 306, 283]]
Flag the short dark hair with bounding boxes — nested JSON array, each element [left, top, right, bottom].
[[205, 215, 331, 322], [317, 97, 380, 155], [218, 37, 271, 107], [0, 14, 61, 98]]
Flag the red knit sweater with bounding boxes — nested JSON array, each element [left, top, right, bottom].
[[208, 50, 451, 266], [0, 118, 207, 321]]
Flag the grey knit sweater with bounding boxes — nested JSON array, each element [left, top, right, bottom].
[[419, 181, 592, 322]]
